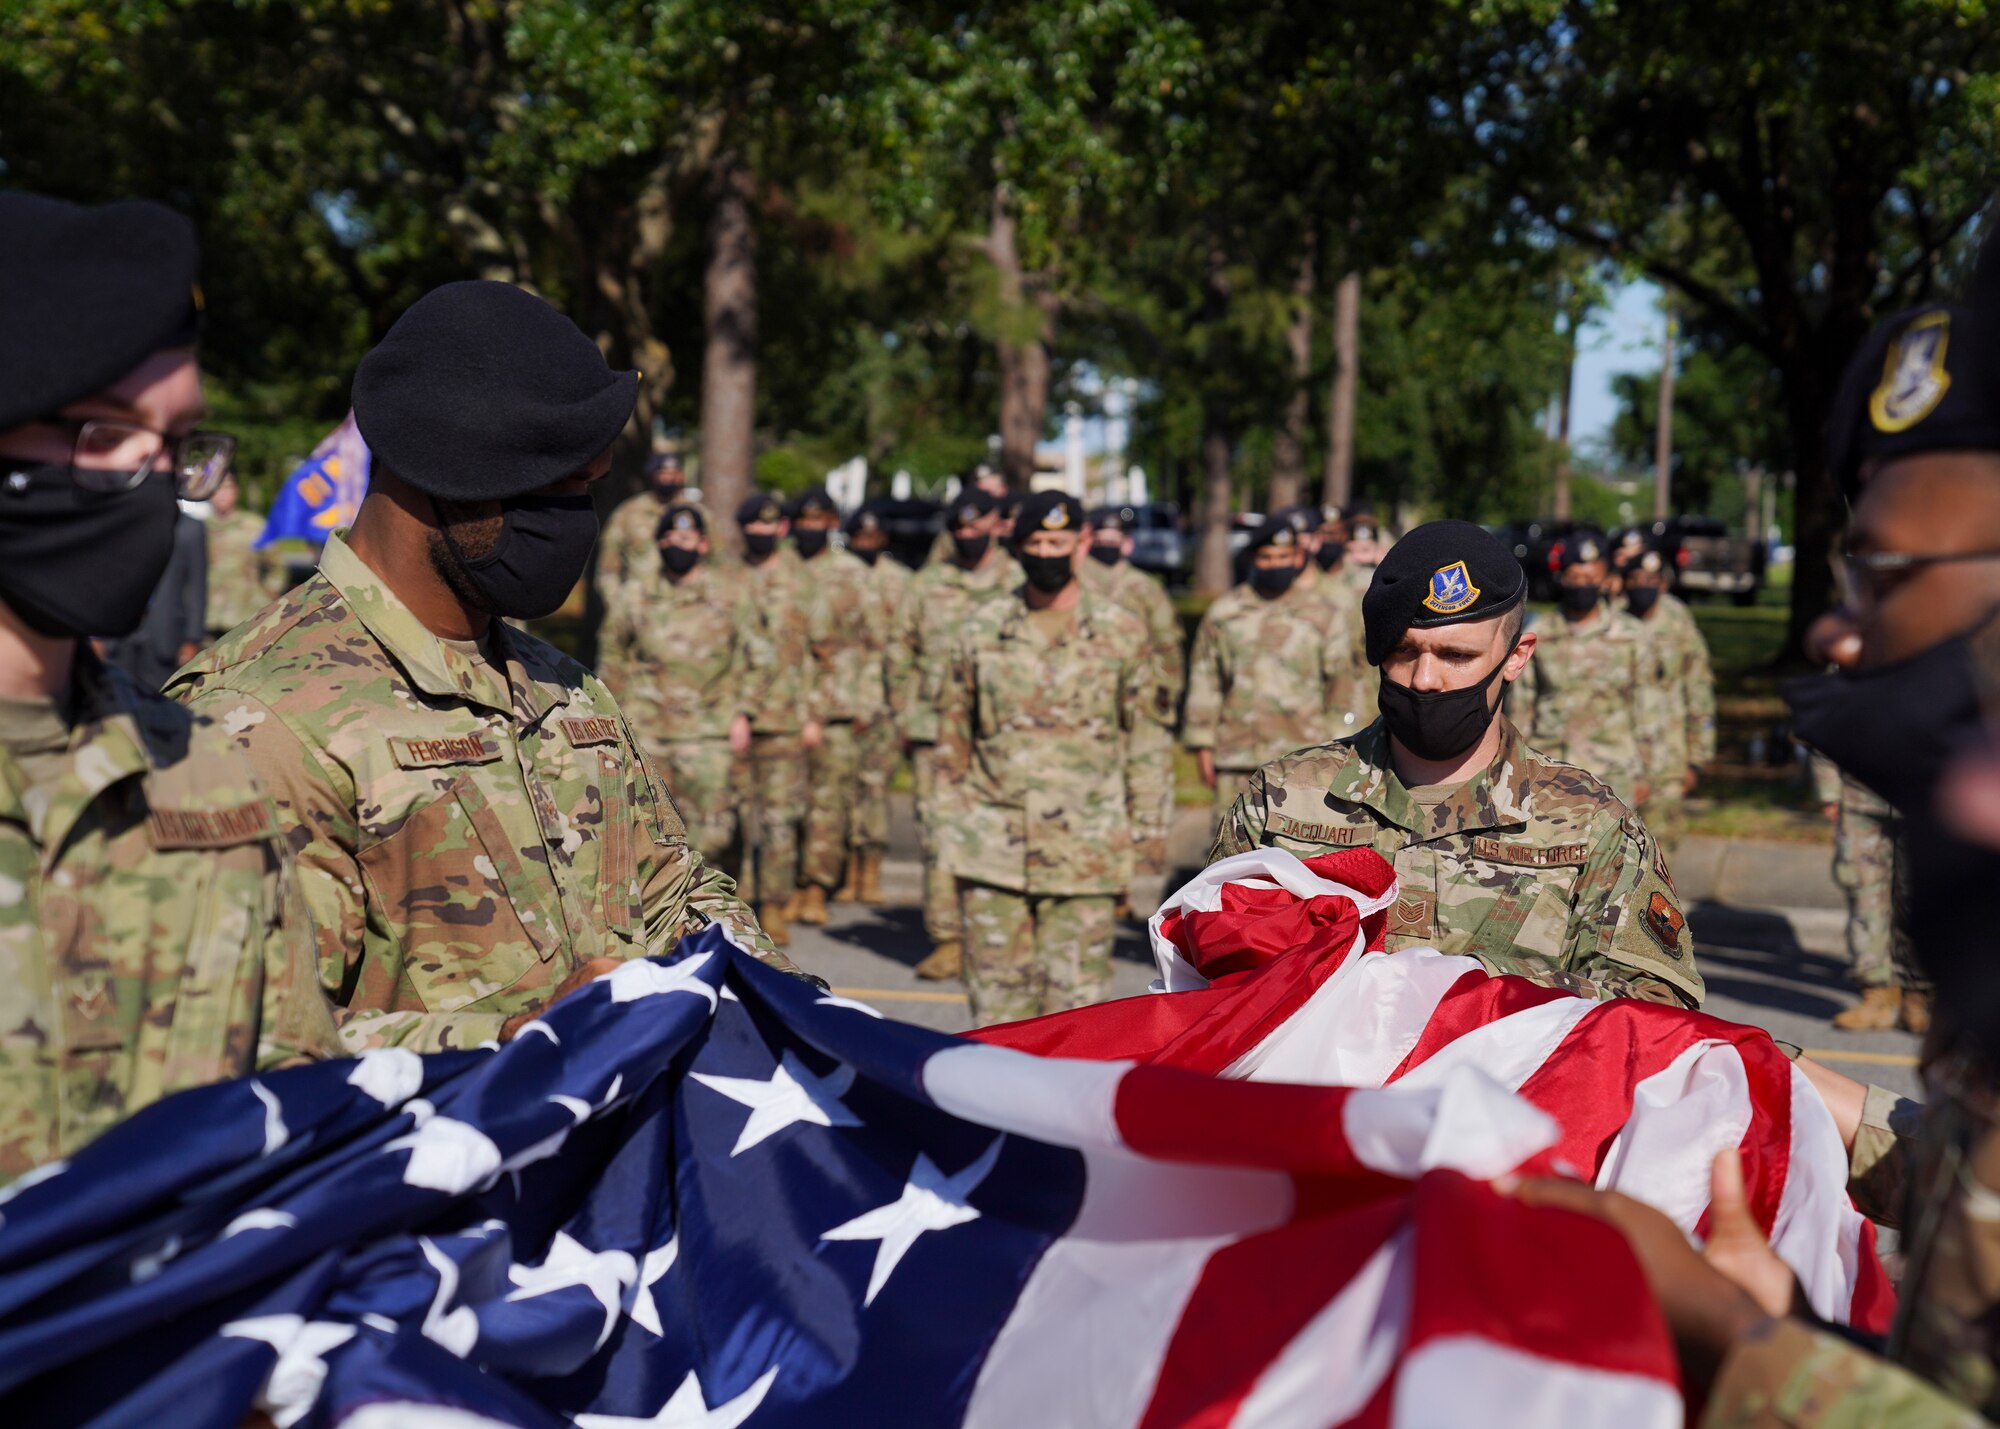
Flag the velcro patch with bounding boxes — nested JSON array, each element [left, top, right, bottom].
[[1473, 838, 1589, 868], [1268, 814, 1360, 846], [560, 716, 622, 748], [148, 800, 275, 850], [390, 734, 503, 770], [1387, 890, 1436, 939], [1642, 891, 1687, 958]]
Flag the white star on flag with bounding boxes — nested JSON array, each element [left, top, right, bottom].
[[250, 1080, 288, 1155], [383, 1106, 503, 1194], [418, 1236, 480, 1358], [222, 1314, 357, 1428], [606, 953, 718, 1011], [692, 1050, 862, 1155], [574, 1367, 778, 1429], [822, 1137, 1004, 1305], [629, 1235, 679, 1337], [813, 992, 884, 1019], [506, 1230, 637, 1351]]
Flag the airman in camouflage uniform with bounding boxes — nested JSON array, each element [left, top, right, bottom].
[[844, 502, 907, 905], [201, 470, 285, 642], [727, 492, 813, 942], [1620, 547, 1717, 854], [890, 490, 1015, 977], [0, 192, 339, 1181], [789, 487, 888, 926], [1510, 527, 1666, 808], [1214, 519, 1700, 1008], [934, 491, 1174, 1025], [594, 451, 692, 609], [597, 503, 767, 873], [1185, 518, 1370, 838], [1084, 506, 1184, 867]]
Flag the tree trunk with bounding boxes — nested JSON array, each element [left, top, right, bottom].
[[1194, 248, 1236, 596], [1552, 321, 1575, 520], [1269, 240, 1316, 510], [1654, 304, 1678, 520], [1321, 270, 1361, 509], [700, 151, 758, 548], [987, 185, 1051, 492]]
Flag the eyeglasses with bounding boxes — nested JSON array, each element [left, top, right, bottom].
[[1844, 546, 2000, 601], [36, 417, 237, 500]]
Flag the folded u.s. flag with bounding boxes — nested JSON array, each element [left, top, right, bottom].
[[0, 850, 1884, 1428]]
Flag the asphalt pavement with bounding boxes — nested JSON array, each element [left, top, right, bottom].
[[790, 797, 1920, 1099]]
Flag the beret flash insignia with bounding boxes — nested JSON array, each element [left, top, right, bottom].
[[1871, 310, 1952, 433], [1043, 503, 1070, 530], [1421, 560, 1480, 615]]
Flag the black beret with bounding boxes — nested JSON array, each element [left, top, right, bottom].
[[1361, 519, 1526, 666], [645, 450, 684, 476], [655, 503, 705, 538], [947, 489, 995, 527], [1087, 505, 1134, 533], [790, 485, 837, 519], [352, 281, 637, 503], [1349, 515, 1383, 543], [1828, 300, 2000, 504], [1246, 518, 1303, 554], [0, 193, 202, 432], [1272, 503, 1324, 534], [1619, 547, 1669, 577], [736, 492, 787, 526], [1013, 490, 1084, 544], [1552, 526, 1610, 571], [844, 501, 887, 537]]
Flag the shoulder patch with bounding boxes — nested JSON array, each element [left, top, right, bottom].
[[148, 800, 276, 850], [1641, 891, 1687, 958], [389, 734, 504, 769], [559, 716, 623, 748]]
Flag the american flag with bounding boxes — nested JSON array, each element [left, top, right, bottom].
[[0, 850, 1883, 1428]]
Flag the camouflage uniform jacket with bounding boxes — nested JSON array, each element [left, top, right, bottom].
[[1510, 604, 1665, 798], [1705, 1051, 1999, 1427], [1183, 582, 1368, 771], [593, 489, 669, 607], [598, 560, 772, 743], [1081, 558, 1185, 715], [1632, 592, 1718, 785], [167, 533, 789, 1054], [0, 652, 338, 1182], [934, 588, 1175, 895], [798, 546, 885, 723], [888, 554, 1014, 744], [203, 508, 284, 636], [1210, 717, 1702, 1006], [726, 553, 811, 736]]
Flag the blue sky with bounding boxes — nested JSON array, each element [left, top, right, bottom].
[[1570, 279, 1667, 453]]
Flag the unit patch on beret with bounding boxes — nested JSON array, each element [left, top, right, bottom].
[[673, 511, 696, 530], [1871, 310, 1952, 433], [1422, 560, 1479, 615], [1043, 503, 1070, 530]]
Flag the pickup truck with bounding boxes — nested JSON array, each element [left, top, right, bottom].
[[1647, 515, 1765, 605]]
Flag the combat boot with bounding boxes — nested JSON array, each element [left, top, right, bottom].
[[795, 883, 831, 926], [858, 850, 885, 906], [1832, 986, 1901, 1031], [914, 937, 962, 981], [761, 897, 792, 948], [833, 854, 862, 904], [1901, 991, 1933, 1035]]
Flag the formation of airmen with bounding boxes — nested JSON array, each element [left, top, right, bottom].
[[9, 187, 2000, 1425]]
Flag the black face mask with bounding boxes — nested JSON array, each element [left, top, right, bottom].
[[952, 533, 991, 566], [1089, 542, 1123, 566], [1377, 655, 1507, 763], [1019, 552, 1074, 595], [444, 493, 599, 620], [1250, 563, 1301, 598], [742, 531, 778, 560], [795, 528, 829, 558], [1315, 542, 1345, 571], [660, 545, 700, 577], [1626, 586, 1662, 618], [1558, 583, 1601, 616], [0, 462, 179, 638], [852, 546, 882, 567], [1785, 621, 1988, 817]]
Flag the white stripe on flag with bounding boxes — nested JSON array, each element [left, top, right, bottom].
[[1386, 977, 1599, 1096], [1342, 1067, 1561, 1182], [1595, 1040, 1752, 1229], [1772, 1061, 1870, 1323], [1229, 1228, 1412, 1429], [1391, 1337, 1681, 1429], [1224, 944, 1480, 1087], [922, 1044, 1133, 1150]]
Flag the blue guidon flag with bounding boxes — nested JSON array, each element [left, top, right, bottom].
[[0, 853, 1888, 1428]]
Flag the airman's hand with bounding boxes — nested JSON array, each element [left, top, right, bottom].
[[499, 956, 624, 1041]]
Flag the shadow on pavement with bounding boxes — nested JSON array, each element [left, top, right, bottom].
[[1687, 901, 1853, 1019], [823, 906, 930, 970]]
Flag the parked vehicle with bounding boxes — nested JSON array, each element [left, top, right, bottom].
[[1642, 515, 1766, 605], [1126, 502, 1190, 582]]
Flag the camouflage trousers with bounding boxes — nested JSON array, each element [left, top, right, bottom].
[[647, 738, 740, 875], [959, 881, 1115, 1027], [1211, 769, 1255, 844], [854, 717, 897, 855], [1135, 743, 1175, 876], [1642, 784, 1688, 868], [803, 720, 863, 891], [912, 746, 960, 943], [1834, 799, 1927, 993], [742, 732, 806, 907]]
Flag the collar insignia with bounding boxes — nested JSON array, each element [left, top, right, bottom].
[[1422, 560, 1480, 615], [1871, 311, 1952, 433]]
